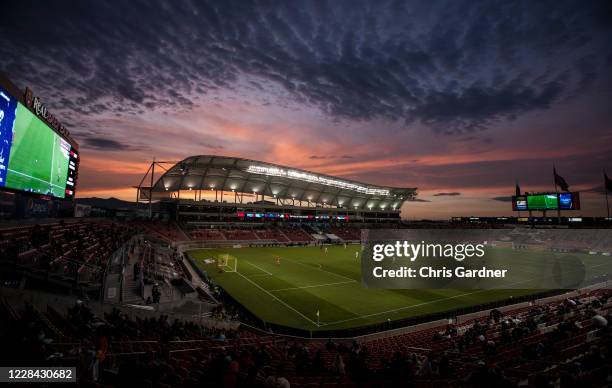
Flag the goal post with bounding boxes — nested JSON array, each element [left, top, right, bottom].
[[217, 253, 237, 272]]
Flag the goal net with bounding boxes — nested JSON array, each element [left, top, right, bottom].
[[217, 253, 237, 272]]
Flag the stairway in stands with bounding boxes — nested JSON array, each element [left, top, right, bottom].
[[122, 270, 144, 304]]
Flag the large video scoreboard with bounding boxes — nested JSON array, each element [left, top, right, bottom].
[[0, 83, 78, 200], [512, 192, 580, 211]]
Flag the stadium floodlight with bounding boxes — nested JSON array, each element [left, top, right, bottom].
[[245, 165, 391, 196]]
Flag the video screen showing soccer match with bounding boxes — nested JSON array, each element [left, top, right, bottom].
[[0, 85, 76, 199], [1, 1, 612, 387]]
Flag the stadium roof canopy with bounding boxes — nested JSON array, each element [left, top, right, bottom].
[[149, 155, 416, 210]]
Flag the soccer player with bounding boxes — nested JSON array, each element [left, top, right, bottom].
[[275, 256, 281, 265], [324, 246, 328, 254], [355, 251, 359, 261]]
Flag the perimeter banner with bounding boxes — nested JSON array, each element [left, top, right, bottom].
[[360, 229, 612, 289]]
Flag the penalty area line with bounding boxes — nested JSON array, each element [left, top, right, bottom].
[[269, 280, 356, 292], [234, 270, 320, 327], [282, 257, 356, 282]]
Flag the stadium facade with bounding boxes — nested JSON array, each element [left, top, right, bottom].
[[139, 155, 417, 223]]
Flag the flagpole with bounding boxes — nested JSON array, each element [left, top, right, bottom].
[[605, 169, 610, 219], [516, 180, 521, 219], [553, 165, 560, 223]]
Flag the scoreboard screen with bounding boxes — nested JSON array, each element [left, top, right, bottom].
[[512, 192, 580, 211], [527, 194, 559, 210], [0, 84, 78, 199]]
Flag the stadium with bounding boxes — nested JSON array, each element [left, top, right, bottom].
[[2, 2, 612, 387], [2, 135, 612, 386]]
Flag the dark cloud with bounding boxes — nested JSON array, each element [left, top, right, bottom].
[[81, 136, 137, 151], [1, 0, 610, 134], [199, 142, 225, 150], [491, 196, 513, 202], [309, 154, 354, 160], [433, 192, 461, 197]]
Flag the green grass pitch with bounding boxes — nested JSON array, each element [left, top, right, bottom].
[[5, 104, 69, 198], [188, 245, 572, 331]]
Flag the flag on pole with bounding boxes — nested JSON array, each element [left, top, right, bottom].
[[515, 182, 521, 196], [605, 171, 612, 193], [554, 167, 570, 191]]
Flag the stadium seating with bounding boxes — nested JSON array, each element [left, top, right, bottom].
[[0, 220, 136, 287], [186, 225, 314, 243], [278, 226, 314, 242], [136, 220, 188, 242], [2, 287, 609, 387], [190, 228, 227, 241], [3, 219, 612, 387], [330, 227, 361, 241], [223, 229, 259, 241]]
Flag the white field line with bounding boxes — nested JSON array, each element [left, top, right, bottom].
[[320, 260, 612, 327], [245, 260, 273, 275], [234, 270, 319, 327], [270, 280, 356, 292], [7, 169, 65, 190], [283, 257, 356, 282], [319, 290, 484, 327]]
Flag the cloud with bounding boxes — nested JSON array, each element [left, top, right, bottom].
[[408, 198, 432, 203], [433, 192, 461, 197], [309, 154, 354, 160], [81, 136, 138, 151], [491, 196, 513, 202], [0, 0, 610, 135]]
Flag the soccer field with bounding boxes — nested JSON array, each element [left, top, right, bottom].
[[189, 245, 563, 332], [5, 104, 69, 198]]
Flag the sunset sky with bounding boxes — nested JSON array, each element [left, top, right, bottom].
[[1, 0, 611, 219]]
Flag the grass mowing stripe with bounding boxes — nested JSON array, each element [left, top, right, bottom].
[[234, 270, 319, 327], [320, 289, 489, 326], [269, 280, 356, 292], [321, 260, 612, 327], [282, 257, 356, 282], [245, 260, 273, 275], [191, 246, 611, 331]]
